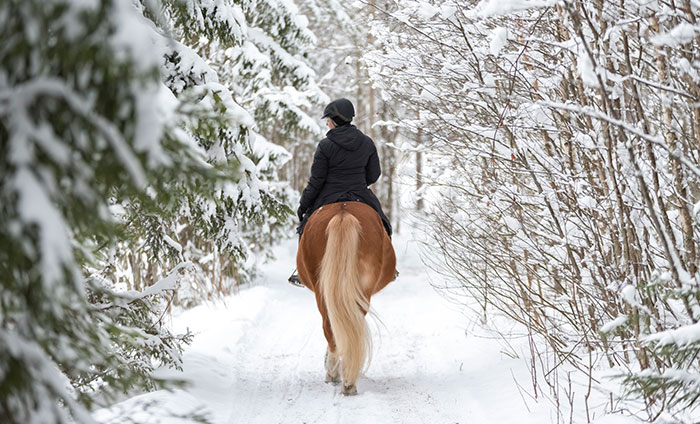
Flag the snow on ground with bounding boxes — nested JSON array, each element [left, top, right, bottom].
[[95, 234, 636, 424]]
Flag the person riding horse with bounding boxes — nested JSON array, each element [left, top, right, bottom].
[[289, 98, 391, 286]]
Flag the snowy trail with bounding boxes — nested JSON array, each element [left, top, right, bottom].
[[96, 236, 552, 423]]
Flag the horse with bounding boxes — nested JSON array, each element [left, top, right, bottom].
[[296, 201, 397, 395]]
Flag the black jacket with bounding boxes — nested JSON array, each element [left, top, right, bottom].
[[298, 124, 392, 236]]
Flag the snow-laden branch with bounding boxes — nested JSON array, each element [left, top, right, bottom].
[[538, 100, 700, 179], [5, 77, 148, 188]]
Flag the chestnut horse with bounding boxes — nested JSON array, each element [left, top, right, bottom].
[[296, 201, 396, 395]]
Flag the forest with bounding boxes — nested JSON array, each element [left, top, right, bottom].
[[2, 0, 700, 423]]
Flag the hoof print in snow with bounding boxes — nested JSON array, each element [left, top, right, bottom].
[[341, 384, 357, 396]]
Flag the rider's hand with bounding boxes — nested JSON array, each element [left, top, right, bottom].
[[297, 206, 306, 222]]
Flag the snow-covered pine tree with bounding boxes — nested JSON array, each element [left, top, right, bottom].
[[0, 0, 299, 422], [103, 0, 316, 305], [126, 0, 331, 297], [199, 0, 329, 202], [274, 0, 354, 199], [219, 0, 329, 253]]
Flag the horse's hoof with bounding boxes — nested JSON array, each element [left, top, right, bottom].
[[341, 384, 357, 396], [325, 373, 341, 384]]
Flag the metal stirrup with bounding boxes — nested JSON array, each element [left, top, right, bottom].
[[288, 269, 304, 287]]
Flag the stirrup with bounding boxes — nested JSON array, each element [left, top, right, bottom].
[[288, 271, 304, 287], [393, 270, 400, 281]]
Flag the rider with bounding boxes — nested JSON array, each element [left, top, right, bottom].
[[289, 98, 392, 286]]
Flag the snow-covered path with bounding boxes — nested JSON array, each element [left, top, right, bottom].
[[97, 236, 552, 423]]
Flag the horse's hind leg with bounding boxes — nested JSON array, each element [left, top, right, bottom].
[[341, 382, 357, 396], [316, 292, 341, 384], [325, 347, 341, 384], [326, 344, 358, 395], [326, 346, 357, 395]]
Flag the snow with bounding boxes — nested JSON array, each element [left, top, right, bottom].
[[600, 316, 627, 334], [127, 262, 192, 300], [652, 22, 700, 47], [133, 83, 174, 168], [94, 235, 571, 423], [202, 82, 255, 129], [503, 215, 521, 231], [490, 27, 508, 56], [109, 0, 162, 71], [12, 167, 74, 288], [163, 234, 183, 254], [183, 0, 246, 43], [645, 322, 700, 347], [620, 285, 639, 306], [476, 0, 558, 17], [676, 57, 699, 84], [439, 3, 458, 20], [415, 2, 439, 20], [578, 50, 599, 88], [247, 27, 316, 85], [636, 368, 700, 391], [578, 195, 597, 209]]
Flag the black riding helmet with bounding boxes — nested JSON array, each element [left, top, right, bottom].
[[322, 98, 355, 124]]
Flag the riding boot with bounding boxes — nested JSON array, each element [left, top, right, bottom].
[[288, 270, 304, 287]]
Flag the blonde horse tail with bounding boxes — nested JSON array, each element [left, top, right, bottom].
[[319, 211, 370, 388]]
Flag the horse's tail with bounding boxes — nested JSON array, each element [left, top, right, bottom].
[[319, 210, 370, 385]]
